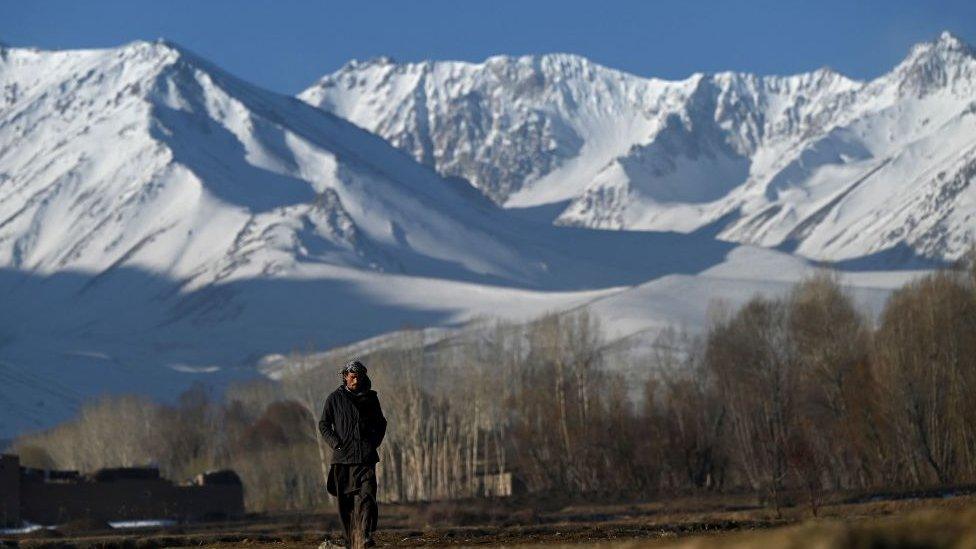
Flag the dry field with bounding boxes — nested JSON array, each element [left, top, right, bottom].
[[4, 489, 976, 548]]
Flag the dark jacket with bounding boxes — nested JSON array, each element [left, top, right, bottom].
[[318, 379, 387, 464]]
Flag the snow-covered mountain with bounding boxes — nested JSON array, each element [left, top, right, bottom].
[[0, 39, 552, 289], [0, 39, 744, 436], [0, 34, 960, 438], [301, 31, 976, 262]]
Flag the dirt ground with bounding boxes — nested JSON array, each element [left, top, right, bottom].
[[4, 489, 976, 548]]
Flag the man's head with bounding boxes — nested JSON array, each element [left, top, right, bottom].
[[341, 360, 368, 392]]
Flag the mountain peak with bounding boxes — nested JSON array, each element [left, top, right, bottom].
[[117, 38, 206, 67], [887, 30, 976, 96], [484, 52, 619, 78], [338, 55, 398, 72], [904, 30, 974, 62], [934, 30, 971, 53]]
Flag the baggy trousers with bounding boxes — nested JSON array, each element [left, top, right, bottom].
[[327, 463, 378, 545]]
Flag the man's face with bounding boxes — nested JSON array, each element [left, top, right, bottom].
[[344, 371, 361, 391]]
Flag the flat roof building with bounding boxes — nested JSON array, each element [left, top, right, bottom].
[[0, 454, 19, 527], [1, 454, 244, 526]]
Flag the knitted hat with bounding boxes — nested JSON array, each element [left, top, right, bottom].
[[340, 360, 367, 376]]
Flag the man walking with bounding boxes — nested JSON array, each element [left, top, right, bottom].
[[319, 360, 387, 548]]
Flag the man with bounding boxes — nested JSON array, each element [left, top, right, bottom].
[[319, 360, 387, 548]]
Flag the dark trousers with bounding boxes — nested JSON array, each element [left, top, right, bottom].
[[327, 463, 378, 545]]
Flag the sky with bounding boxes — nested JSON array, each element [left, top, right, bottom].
[[3, 0, 975, 94]]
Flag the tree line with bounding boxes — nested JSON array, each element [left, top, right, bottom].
[[10, 259, 976, 512]]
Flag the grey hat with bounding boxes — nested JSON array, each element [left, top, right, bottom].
[[340, 360, 367, 376]]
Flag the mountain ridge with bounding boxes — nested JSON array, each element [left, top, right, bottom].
[[301, 31, 976, 262]]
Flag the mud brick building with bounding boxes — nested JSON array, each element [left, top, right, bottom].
[[0, 454, 18, 526], [0, 454, 244, 526]]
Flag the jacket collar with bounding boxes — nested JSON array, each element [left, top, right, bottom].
[[336, 383, 374, 401]]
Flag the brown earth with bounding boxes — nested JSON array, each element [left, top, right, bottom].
[[4, 489, 976, 548]]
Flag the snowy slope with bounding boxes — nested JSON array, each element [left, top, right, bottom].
[[302, 32, 976, 262], [0, 39, 553, 289], [263, 246, 926, 400]]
